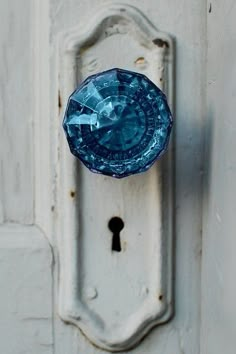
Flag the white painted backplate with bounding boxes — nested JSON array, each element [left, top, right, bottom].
[[57, 4, 174, 352]]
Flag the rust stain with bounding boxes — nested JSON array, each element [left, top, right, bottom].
[[58, 90, 62, 113], [153, 38, 169, 48], [70, 190, 76, 198]]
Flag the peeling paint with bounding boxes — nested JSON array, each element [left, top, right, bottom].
[[135, 56, 145, 65], [153, 38, 169, 48]]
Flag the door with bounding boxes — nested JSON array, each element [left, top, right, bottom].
[[0, 0, 235, 353]]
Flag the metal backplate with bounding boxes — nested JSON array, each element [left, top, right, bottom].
[[58, 4, 174, 352]]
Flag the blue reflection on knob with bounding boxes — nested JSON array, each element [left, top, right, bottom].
[[63, 68, 173, 178]]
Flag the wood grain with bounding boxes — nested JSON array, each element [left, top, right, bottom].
[[201, 1, 236, 353], [0, 0, 34, 223]]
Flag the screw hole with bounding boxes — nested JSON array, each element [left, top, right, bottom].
[[108, 217, 124, 252]]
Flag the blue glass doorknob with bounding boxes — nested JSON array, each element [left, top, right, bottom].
[[63, 68, 173, 178]]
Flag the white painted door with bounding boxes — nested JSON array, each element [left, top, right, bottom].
[[1, 0, 236, 353]]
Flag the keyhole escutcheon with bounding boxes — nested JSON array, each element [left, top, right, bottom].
[[108, 217, 124, 252]]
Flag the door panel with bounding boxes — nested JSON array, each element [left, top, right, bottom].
[[0, 226, 53, 354], [0, 0, 34, 223]]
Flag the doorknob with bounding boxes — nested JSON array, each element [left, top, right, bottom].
[[63, 68, 173, 178]]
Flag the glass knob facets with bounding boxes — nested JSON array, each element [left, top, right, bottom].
[[63, 68, 173, 178]]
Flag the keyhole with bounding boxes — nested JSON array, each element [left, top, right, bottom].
[[108, 217, 124, 252]]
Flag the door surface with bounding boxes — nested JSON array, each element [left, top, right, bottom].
[[0, 0, 236, 353]]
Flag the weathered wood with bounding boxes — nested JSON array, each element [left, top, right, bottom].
[[0, 225, 53, 354], [201, 2, 236, 353], [0, 0, 210, 353], [0, 0, 34, 223]]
